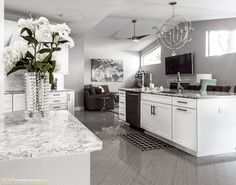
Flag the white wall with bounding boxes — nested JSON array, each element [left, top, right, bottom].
[[64, 37, 85, 107], [0, 0, 4, 114], [84, 38, 140, 92]]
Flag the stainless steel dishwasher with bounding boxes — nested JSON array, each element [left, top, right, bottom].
[[126, 91, 140, 128]]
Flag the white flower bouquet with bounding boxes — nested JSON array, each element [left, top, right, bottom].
[[4, 16, 74, 84]]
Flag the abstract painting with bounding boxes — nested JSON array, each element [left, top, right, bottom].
[[91, 59, 124, 82]]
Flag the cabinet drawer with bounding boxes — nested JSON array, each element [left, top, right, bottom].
[[119, 108, 126, 121], [173, 97, 196, 109], [50, 104, 68, 110], [49, 92, 67, 99], [119, 97, 126, 109], [13, 94, 25, 111], [119, 91, 126, 97], [48, 97, 67, 105], [4, 95, 12, 110], [141, 93, 172, 104]]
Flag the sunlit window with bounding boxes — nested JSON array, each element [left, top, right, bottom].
[[142, 47, 161, 66], [206, 30, 236, 57]]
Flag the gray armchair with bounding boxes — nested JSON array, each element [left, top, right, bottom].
[[84, 85, 115, 111]]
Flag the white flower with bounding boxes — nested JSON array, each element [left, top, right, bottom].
[[18, 18, 34, 32], [3, 41, 28, 72], [63, 36, 75, 48], [50, 23, 71, 38], [35, 24, 52, 42], [34, 17, 49, 28]]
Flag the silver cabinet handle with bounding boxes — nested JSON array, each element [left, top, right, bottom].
[[176, 108, 187, 112], [177, 101, 187, 104], [120, 113, 125, 116], [151, 105, 153, 115], [153, 106, 156, 115], [120, 101, 125, 104], [53, 100, 61, 103], [53, 106, 61, 109]]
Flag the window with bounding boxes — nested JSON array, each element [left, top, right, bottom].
[[206, 30, 236, 57], [142, 47, 161, 66]]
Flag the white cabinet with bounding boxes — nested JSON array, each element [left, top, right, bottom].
[[154, 103, 172, 140], [119, 91, 126, 121], [172, 106, 197, 151], [141, 100, 155, 132], [4, 90, 75, 114], [13, 94, 25, 111]]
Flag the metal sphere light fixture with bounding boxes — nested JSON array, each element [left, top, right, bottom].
[[154, 1, 193, 56]]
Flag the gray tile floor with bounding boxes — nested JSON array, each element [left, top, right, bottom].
[[75, 111, 236, 185]]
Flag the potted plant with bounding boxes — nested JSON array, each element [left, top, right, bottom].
[[4, 16, 74, 120]]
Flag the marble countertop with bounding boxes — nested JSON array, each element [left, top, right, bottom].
[[0, 110, 102, 161], [119, 88, 236, 99]]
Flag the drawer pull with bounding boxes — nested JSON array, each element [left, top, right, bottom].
[[153, 106, 156, 115], [53, 94, 61, 96], [177, 101, 187, 104], [53, 106, 61, 109], [176, 108, 187, 112], [120, 101, 125, 104], [53, 100, 61, 103], [120, 113, 124, 116]]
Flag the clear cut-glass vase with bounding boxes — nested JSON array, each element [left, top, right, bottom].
[[25, 72, 50, 120]]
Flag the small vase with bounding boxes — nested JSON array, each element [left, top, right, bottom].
[[25, 72, 50, 120]]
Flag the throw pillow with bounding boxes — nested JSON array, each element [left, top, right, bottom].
[[98, 85, 105, 93], [89, 87, 96, 95], [95, 87, 102, 94]]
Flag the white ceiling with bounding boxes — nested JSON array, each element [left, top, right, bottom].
[[5, 0, 236, 51]]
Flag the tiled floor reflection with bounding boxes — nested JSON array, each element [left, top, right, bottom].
[[75, 111, 236, 185]]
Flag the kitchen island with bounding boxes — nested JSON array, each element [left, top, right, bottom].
[[119, 88, 236, 157], [0, 110, 102, 185]]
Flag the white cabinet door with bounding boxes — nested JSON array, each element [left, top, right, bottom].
[[172, 106, 197, 151], [141, 101, 154, 132], [154, 103, 172, 140], [4, 94, 13, 113], [13, 94, 25, 111]]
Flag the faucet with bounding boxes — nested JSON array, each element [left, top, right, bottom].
[[177, 72, 184, 93]]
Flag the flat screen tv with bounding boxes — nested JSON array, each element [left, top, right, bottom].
[[165, 53, 193, 75]]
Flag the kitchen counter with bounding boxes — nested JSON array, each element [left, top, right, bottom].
[[0, 110, 102, 161], [119, 88, 236, 99]]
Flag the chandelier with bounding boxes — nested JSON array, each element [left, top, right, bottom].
[[153, 2, 193, 56]]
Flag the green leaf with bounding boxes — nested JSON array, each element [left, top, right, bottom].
[[43, 43, 49, 48], [35, 62, 45, 70], [26, 51, 34, 59], [52, 47, 61, 52], [41, 64, 52, 72], [15, 60, 28, 66], [48, 60, 56, 73], [21, 27, 33, 37], [58, 40, 69, 44], [7, 65, 26, 76], [43, 52, 52, 62], [49, 73, 54, 84], [21, 36, 38, 45], [38, 48, 52, 54]]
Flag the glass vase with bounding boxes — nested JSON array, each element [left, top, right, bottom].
[[25, 72, 50, 120]]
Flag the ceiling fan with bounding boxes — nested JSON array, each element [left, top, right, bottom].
[[125, 19, 150, 42]]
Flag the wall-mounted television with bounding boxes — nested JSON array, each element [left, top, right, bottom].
[[165, 53, 194, 75]]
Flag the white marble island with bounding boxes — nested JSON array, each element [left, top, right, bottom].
[[0, 110, 102, 185]]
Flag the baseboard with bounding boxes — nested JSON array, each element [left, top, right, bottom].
[[75, 106, 84, 111]]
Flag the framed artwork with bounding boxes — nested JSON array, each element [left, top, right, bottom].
[[91, 59, 124, 82]]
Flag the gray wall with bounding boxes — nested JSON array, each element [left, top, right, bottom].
[[141, 18, 236, 88], [84, 38, 140, 92], [64, 37, 85, 107]]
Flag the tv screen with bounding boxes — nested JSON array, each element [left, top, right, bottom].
[[165, 53, 193, 75]]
